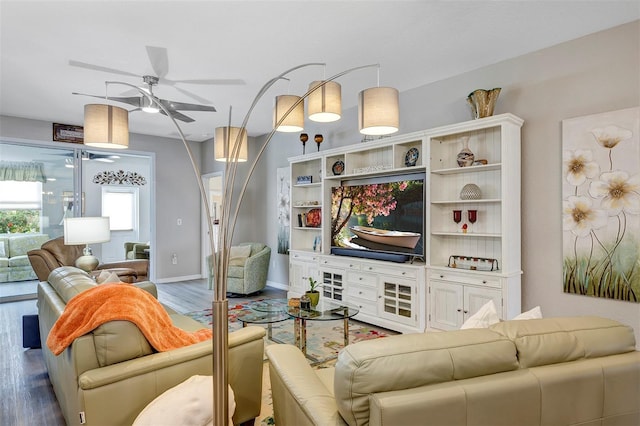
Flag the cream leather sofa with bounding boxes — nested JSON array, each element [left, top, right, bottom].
[[38, 266, 266, 426], [266, 317, 640, 426]]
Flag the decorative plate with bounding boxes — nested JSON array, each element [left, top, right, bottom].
[[332, 160, 345, 175], [305, 208, 322, 227], [404, 147, 419, 167]]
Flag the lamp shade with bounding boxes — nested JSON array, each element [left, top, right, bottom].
[[273, 95, 304, 132], [84, 104, 129, 149], [64, 217, 111, 245], [307, 80, 341, 122], [214, 127, 248, 162], [358, 87, 399, 135]]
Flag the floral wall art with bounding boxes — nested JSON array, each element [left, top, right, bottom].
[[277, 166, 290, 255], [562, 107, 639, 303]]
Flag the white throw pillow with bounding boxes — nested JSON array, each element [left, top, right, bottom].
[[460, 300, 500, 329], [133, 375, 235, 426], [229, 245, 251, 267], [513, 306, 543, 320], [96, 270, 121, 284]]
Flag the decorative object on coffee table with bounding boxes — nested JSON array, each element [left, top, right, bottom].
[[305, 277, 321, 307], [456, 136, 474, 167]]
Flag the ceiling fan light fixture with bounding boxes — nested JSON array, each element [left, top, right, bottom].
[[273, 95, 304, 132], [214, 126, 248, 162], [308, 80, 341, 122], [358, 86, 399, 136], [140, 93, 160, 114], [83, 104, 129, 149]]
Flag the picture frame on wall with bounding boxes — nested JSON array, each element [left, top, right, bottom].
[[53, 123, 84, 144]]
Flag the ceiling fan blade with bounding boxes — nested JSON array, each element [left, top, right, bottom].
[[173, 78, 246, 85], [159, 109, 195, 123], [160, 98, 216, 112], [72, 92, 142, 108], [146, 46, 169, 79], [172, 86, 214, 105], [69, 60, 139, 77]]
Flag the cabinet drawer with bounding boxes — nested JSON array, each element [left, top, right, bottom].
[[290, 251, 319, 263], [347, 271, 377, 287], [319, 256, 360, 270], [429, 270, 500, 288], [361, 263, 418, 279], [347, 284, 377, 302], [350, 298, 377, 315]]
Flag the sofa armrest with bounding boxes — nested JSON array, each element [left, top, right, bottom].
[[27, 249, 61, 281], [266, 344, 345, 426]]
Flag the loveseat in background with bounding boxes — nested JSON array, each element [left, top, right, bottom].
[[38, 266, 266, 426], [0, 232, 49, 282], [267, 316, 640, 426]]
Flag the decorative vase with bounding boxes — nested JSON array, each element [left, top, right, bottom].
[[306, 291, 320, 307], [467, 88, 501, 119], [456, 136, 474, 167], [460, 183, 482, 200]]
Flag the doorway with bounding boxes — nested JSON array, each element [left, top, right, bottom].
[[201, 172, 223, 285]]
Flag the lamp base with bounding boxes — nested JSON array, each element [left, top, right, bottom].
[[75, 255, 99, 273]]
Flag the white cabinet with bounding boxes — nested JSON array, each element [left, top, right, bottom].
[[288, 250, 319, 298], [429, 274, 502, 331], [426, 114, 523, 329]]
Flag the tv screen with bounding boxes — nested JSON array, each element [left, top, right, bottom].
[[330, 172, 425, 262]]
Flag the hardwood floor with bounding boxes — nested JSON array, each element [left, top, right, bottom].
[[0, 278, 285, 426]]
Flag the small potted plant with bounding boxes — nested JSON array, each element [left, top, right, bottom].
[[306, 277, 321, 307]]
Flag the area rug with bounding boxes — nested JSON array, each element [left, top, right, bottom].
[[184, 299, 395, 425]]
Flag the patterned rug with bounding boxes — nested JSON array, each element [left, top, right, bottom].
[[184, 299, 394, 425]]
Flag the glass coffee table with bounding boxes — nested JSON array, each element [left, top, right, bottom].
[[285, 298, 359, 364], [236, 299, 290, 341]]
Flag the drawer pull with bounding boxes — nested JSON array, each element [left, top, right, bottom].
[[440, 275, 444, 279], [482, 280, 487, 284], [359, 291, 363, 295], [402, 271, 406, 275], [457, 309, 462, 312], [464, 310, 469, 314]]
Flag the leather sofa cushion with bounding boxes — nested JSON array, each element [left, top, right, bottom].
[[48, 267, 97, 302], [93, 320, 155, 366], [334, 328, 518, 426], [489, 316, 637, 368]]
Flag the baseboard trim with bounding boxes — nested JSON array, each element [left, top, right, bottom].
[[266, 280, 287, 291], [154, 274, 203, 284]]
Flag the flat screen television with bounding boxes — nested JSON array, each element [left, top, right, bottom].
[[330, 172, 425, 263]]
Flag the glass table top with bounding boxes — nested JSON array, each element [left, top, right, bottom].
[[285, 298, 359, 321]]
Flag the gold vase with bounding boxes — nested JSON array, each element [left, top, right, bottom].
[[467, 88, 501, 119]]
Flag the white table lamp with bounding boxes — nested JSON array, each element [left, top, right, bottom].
[[64, 217, 111, 272]]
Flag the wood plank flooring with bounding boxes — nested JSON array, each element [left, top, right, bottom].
[[0, 278, 285, 426]]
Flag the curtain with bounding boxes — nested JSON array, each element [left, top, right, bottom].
[[0, 161, 46, 182]]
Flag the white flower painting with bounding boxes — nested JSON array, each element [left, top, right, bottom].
[[562, 107, 640, 302], [277, 166, 290, 254]]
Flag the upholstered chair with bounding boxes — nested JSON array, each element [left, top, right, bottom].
[[125, 242, 150, 259], [208, 243, 271, 296], [28, 237, 149, 282]]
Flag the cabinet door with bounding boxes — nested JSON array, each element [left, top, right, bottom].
[[321, 268, 344, 301], [429, 280, 463, 330], [379, 278, 417, 327], [289, 257, 318, 297], [463, 286, 502, 321]]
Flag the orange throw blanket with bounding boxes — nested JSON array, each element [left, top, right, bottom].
[[47, 283, 212, 356]]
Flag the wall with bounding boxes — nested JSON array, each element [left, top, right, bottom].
[[0, 116, 203, 283], [250, 21, 640, 341]]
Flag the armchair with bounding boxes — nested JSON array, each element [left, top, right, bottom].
[[125, 241, 150, 259], [208, 242, 271, 295], [28, 237, 149, 282]]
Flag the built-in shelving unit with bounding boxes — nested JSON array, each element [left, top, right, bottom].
[[288, 113, 523, 334]]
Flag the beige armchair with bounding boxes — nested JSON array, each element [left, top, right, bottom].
[[125, 241, 150, 259], [208, 242, 271, 296]]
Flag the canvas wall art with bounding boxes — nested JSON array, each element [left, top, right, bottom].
[[277, 166, 290, 254], [562, 106, 639, 302]]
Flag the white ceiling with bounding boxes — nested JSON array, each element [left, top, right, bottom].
[[1, 1, 638, 142]]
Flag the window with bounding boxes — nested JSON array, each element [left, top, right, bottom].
[[0, 181, 43, 233], [101, 186, 138, 231]]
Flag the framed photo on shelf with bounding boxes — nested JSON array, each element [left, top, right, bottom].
[[53, 123, 84, 144]]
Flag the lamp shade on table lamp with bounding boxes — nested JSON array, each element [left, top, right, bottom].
[[64, 217, 111, 272]]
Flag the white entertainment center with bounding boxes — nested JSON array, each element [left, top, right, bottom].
[[288, 113, 523, 333]]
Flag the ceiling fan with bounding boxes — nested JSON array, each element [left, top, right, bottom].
[[70, 46, 245, 123]]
